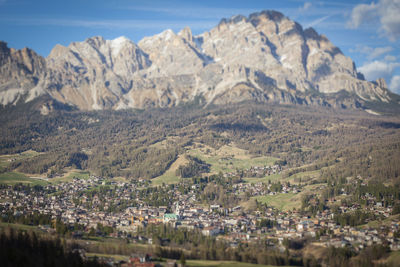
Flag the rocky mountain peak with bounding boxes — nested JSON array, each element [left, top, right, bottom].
[[0, 41, 10, 59], [109, 36, 131, 56], [218, 14, 248, 27], [0, 10, 397, 111], [375, 78, 388, 89], [83, 36, 106, 47], [251, 10, 285, 22], [178, 27, 193, 43], [304, 27, 322, 41]]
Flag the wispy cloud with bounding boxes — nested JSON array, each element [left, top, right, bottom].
[[350, 45, 393, 60], [385, 55, 397, 61], [121, 2, 352, 31], [285, 2, 351, 30], [305, 15, 332, 28], [287, 1, 352, 18]]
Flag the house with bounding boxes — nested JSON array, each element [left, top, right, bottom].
[[202, 226, 220, 236], [163, 213, 179, 223], [124, 254, 155, 267]]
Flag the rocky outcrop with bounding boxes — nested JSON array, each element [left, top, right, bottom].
[[39, 36, 151, 110], [0, 41, 46, 105], [0, 10, 395, 110]]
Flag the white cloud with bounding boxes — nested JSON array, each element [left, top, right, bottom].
[[380, 0, 400, 41], [358, 60, 400, 81], [351, 45, 393, 60], [348, 2, 378, 28], [299, 2, 312, 12], [389, 75, 400, 93], [348, 0, 400, 41]]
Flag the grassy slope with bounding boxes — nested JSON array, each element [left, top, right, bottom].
[[0, 150, 49, 185], [0, 148, 90, 186], [0, 150, 41, 169], [360, 214, 400, 229], [85, 253, 129, 261], [152, 143, 278, 186], [244, 174, 283, 184], [254, 193, 300, 211], [49, 170, 90, 183], [0, 169, 90, 186], [186, 260, 285, 267], [386, 251, 400, 266], [0, 222, 39, 231], [254, 184, 323, 211], [151, 155, 188, 186], [0, 172, 48, 186], [187, 143, 278, 175]]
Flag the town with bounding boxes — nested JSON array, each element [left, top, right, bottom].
[[1, 163, 399, 266]]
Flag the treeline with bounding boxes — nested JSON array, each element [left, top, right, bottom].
[[98, 146, 179, 179], [333, 210, 377, 227], [0, 228, 104, 267], [8, 151, 88, 176], [0, 212, 112, 238], [301, 178, 400, 218], [325, 245, 390, 267], [321, 141, 400, 182], [0, 211, 52, 226], [176, 155, 210, 178], [137, 185, 176, 207], [154, 244, 304, 266], [138, 224, 304, 266], [135, 224, 391, 266]]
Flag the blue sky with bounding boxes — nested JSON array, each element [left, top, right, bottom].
[[1, 0, 400, 93]]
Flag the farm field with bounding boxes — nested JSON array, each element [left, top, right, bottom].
[[0, 172, 48, 186]]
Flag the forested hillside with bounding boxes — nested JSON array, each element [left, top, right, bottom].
[[0, 98, 399, 184]]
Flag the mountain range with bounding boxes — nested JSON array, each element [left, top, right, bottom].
[[0, 10, 398, 112]]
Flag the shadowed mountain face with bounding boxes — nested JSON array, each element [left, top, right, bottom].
[[0, 41, 46, 106], [0, 10, 397, 111]]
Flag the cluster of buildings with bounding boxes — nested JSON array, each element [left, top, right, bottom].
[[242, 164, 282, 178], [0, 173, 399, 253]]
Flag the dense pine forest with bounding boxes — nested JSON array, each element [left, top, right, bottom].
[[0, 227, 104, 267]]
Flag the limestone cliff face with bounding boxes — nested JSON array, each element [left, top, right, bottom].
[[40, 36, 151, 110], [0, 10, 395, 110], [0, 41, 46, 105]]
